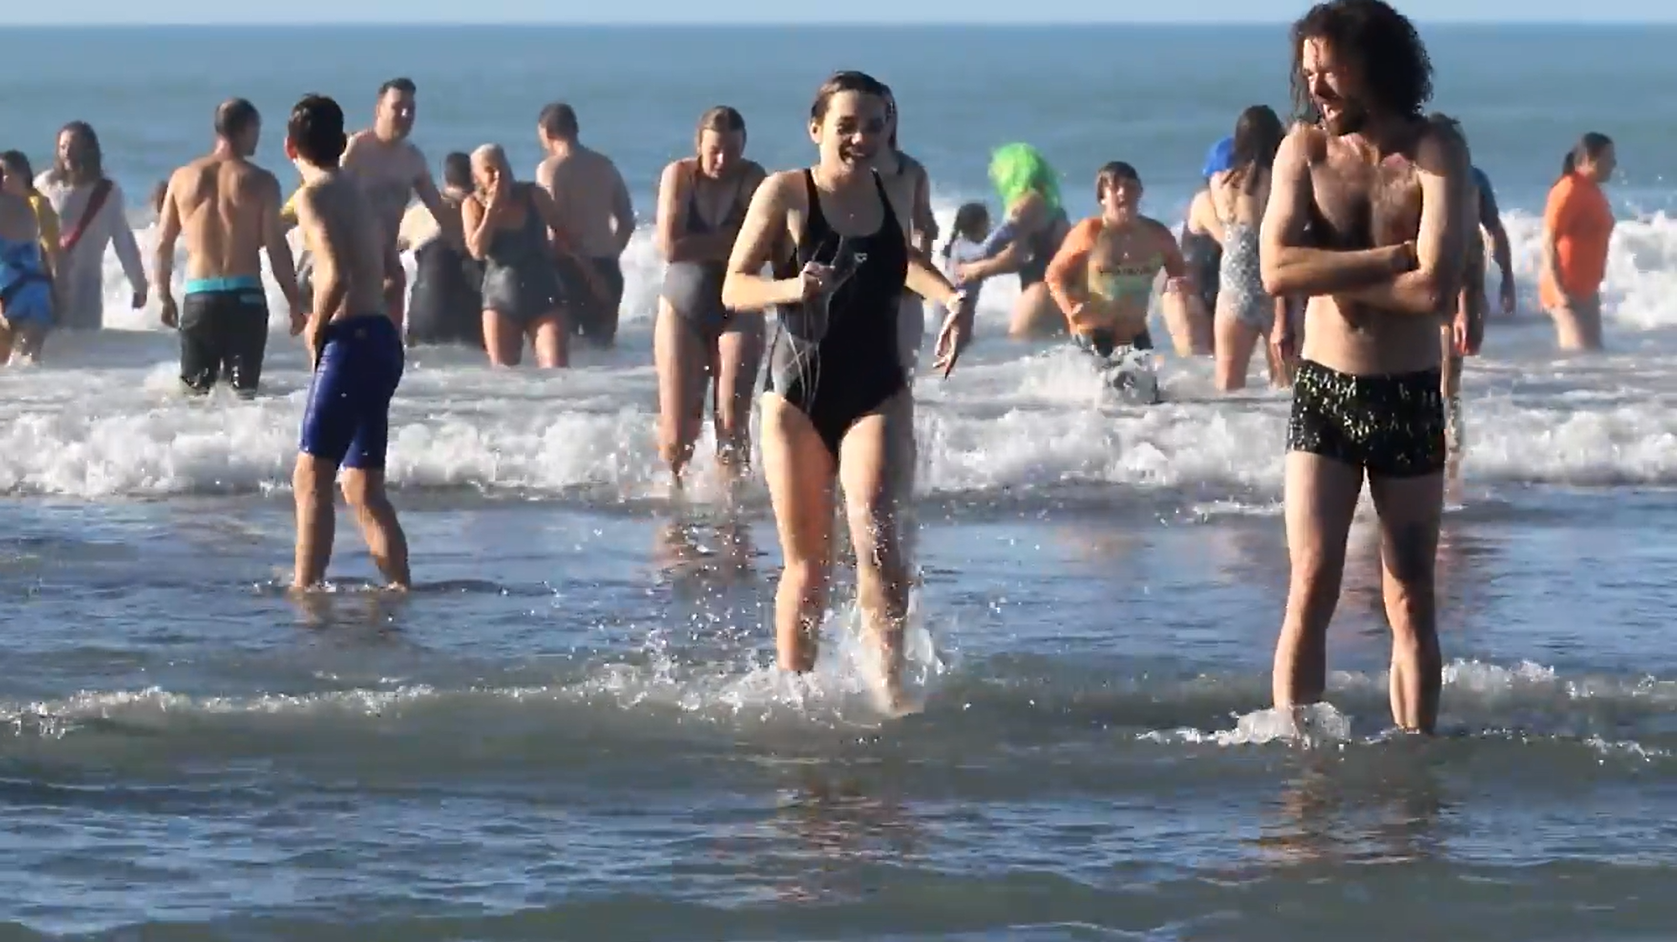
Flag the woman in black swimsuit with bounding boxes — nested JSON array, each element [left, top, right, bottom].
[[462, 145, 570, 368], [653, 106, 768, 486], [722, 71, 969, 714]]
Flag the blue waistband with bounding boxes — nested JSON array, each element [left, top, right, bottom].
[[185, 275, 263, 294]]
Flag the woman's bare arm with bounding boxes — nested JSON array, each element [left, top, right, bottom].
[[721, 171, 803, 312], [461, 195, 494, 260]]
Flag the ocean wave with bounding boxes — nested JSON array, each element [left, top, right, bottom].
[[1, 202, 1674, 500]]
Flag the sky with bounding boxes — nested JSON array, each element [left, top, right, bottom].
[[12, 0, 1677, 24]]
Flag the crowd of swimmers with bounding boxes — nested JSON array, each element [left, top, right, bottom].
[[0, 0, 1627, 725]]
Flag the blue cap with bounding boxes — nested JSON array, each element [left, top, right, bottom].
[[1202, 137, 1235, 178]]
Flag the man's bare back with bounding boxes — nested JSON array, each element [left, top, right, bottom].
[[167, 154, 283, 281], [536, 147, 630, 258], [294, 172, 389, 326]]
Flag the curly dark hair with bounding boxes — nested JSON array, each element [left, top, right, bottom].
[[1289, 0, 1434, 122]]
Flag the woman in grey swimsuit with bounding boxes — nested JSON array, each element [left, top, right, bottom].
[[462, 144, 570, 368], [654, 107, 769, 485], [1207, 105, 1288, 391]]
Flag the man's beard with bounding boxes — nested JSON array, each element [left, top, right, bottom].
[[1321, 101, 1368, 137]]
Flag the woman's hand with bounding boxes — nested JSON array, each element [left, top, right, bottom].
[[786, 260, 836, 304]]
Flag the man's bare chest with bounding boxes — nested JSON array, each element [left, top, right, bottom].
[[1309, 151, 1422, 249]]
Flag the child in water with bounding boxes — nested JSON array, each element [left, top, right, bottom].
[[928, 202, 991, 331]]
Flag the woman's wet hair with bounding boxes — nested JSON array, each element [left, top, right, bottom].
[[54, 121, 104, 185], [0, 150, 33, 187], [288, 94, 347, 168], [695, 106, 747, 149], [1289, 0, 1433, 122], [149, 180, 168, 215], [1229, 105, 1285, 193], [941, 202, 990, 259], [809, 70, 890, 124], [1095, 161, 1142, 201], [881, 84, 899, 150], [1561, 132, 1613, 178]]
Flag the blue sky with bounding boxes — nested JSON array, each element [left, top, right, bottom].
[[13, 0, 1677, 23]]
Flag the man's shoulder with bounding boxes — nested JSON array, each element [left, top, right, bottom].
[[755, 170, 806, 207], [1138, 214, 1177, 240], [585, 147, 625, 182], [1281, 121, 1329, 160], [1415, 118, 1470, 174]]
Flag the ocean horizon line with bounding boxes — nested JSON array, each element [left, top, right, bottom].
[[5, 18, 1675, 28]]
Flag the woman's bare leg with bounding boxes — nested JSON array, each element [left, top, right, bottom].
[[482, 310, 523, 367], [713, 316, 765, 480], [837, 390, 916, 712], [1008, 283, 1067, 339], [1161, 290, 1213, 357], [529, 310, 568, 368], [655, 299, 709, 482], [1213, 310, 1262, 391], [760, 393, 838, 672]]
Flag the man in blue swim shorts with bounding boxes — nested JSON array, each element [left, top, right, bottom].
[[285, 93, 411, 591]]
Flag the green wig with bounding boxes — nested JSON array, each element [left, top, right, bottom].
[[988, 143, 1062, 213]]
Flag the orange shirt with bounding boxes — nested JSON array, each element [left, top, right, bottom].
[[1044, 217, 1102, 323], [1540, 172, 1614, 309]]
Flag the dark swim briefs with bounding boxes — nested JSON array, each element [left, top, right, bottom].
[[557, 255, 624, 346], [1286, 359, 1446, 478], [180, 276, 269, 396]]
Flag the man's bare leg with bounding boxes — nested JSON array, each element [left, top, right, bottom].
[[1368, 472, 1445, 732], [340, 468, 410, 589], [292, 454, 338, 589], [1273, 451, 1365, 714]]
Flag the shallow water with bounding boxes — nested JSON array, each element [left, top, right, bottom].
[[6, 21, 1677, 940], [5, 483, 1677, 939]]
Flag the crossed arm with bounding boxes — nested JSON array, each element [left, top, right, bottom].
[[655, 161, 766, 264], [1260, 124, 1469, 316]]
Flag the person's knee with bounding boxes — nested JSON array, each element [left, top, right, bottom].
[[1382, 513, 1436, 574], [293, 455, 334, 500], [1289, 539, 1346, 598], [338, 468, 386, 510], [780, 555, 830, 605]]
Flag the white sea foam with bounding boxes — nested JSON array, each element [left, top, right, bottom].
[[3, 201, 1674, 501]]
